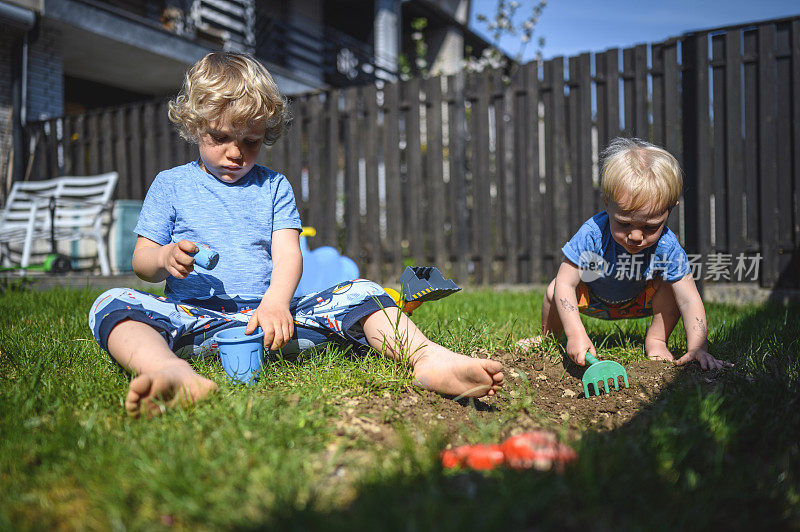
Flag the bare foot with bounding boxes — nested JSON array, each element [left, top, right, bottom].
[[411, 345, 504, 398], [516, 335, 544, 352], [645, 339, 675, 362], [125, 360, 218, 418]]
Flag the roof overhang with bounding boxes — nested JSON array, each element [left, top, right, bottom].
[[43, 0, 211, 96]]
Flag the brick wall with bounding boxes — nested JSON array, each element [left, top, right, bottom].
[[26, 22, 63, 122], [0, 28, 23, 191]]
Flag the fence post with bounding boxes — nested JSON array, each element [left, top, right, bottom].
[[364, 84, 381, 281], [447, 72, 470, 282], [757, 24, 779, 288], [425, 76, 447, 273], [723, 30, 746, 260], [383, 82, 403, 278], [471, 70, 492, 284], [323, 89, 341, 249], [791, 20, 800, 288], [543, 57, 568, 279], [681, 32, 712, 290], [500, 69, 518, 283], [522, 61, 542, 283], [343, 87, 361, 267]]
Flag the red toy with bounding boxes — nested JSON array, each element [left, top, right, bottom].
[[441, 431, 577, 472]]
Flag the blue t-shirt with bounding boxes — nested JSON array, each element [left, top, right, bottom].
[[561, 211, 690, 304], [134, 161, 302, 301]]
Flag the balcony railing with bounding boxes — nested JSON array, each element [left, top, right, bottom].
[[255, 7, 397, 87], [75, 0, 396, 87]]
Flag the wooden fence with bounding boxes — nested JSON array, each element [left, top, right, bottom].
[[22, 16, 800, 288]]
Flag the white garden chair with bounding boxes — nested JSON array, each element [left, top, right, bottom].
[[0, 172, 119, 275]]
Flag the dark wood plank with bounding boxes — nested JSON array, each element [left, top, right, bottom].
[[491, 68, 506, 283], [287, 98, 305, 220], [662, 39, 682, 242], [724, 29, 746, 259], [662, 40, 681, 160], [622, 47, 635, 136], [522, 61, 543, 282], [447, 72, 470, 282], [473, 69, 492, 284], [681, 32, 712, 276], [575, 53, 594, 219], [307, 93, 323, 234], [62, 117, 75, 176], [634, 44, 648, 139], [651, 42, 666, 147], [597, 48, 621, 150], [343, 87, 361, 266], [404, 77, 424, 267], [46, 119, 59, 179], [172, 109, 190, 169], [128, 106, 143, 200], [425, 76, 447, 272], [542, 62, 556, 279], [180, 112, 194, 167], [74, 114, 87, 176], [743, 29, 760, 251], [25, 123, 43, 181], [793, 20, 800, 283], [774, 21, 794, 286], [157, 101, 172, 173], [142, 104, 158, 190], [711, 33, 728, 252], [757, 23, 779, 287], [100, 111, 114, 176], [383, 82, 403, 278], [511, 67, 529, 283], [323, 89, 341, 248], [567, 56, 581, 232], [113, 108, 129, 198], [500, 70, 518, 283], [363, 85, 381, 281], [546, 57, 568, 279]]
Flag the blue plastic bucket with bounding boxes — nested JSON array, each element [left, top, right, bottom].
[[214, 326, 265, 385]]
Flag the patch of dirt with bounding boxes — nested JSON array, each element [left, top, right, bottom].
[[328, 351, 727, 447]]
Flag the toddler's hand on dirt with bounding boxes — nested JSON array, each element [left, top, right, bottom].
[[676, 348, 732, 370], [162, 240, 196, 279], [566, 335, 595, 366], [248, 300, 294, 351]]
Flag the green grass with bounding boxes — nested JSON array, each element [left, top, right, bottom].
[[1, 284, 798, 530]]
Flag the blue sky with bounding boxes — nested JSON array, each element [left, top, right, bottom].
[[469, 0, 800, 61]]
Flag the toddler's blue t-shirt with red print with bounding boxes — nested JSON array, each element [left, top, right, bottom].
[[134, 161, 302, 301], [561, 211, 690, 304]]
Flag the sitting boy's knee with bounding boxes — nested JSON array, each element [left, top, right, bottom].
[[346, 279, 387, 298], [91, 287, 132, 312], [89, 287, 136, 327]]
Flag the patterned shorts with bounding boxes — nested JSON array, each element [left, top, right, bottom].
[[576, 280, 657, 320], [88, 279, 397, 359]]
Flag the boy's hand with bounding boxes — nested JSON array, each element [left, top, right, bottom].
[[675, 348, 733, 370], [566, 334, 596, 366], [161, 240, 197, 279], [248, 299, 294, 351]]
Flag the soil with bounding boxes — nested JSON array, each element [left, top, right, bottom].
[[329, 350, 728, 447]]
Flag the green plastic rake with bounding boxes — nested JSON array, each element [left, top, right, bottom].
[[582, 352, 629, 397]]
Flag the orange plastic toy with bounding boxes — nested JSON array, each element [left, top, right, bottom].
[[441, 431, 577, 472]]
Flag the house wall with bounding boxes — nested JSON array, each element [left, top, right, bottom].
[[0, 26, 24, 191], [26, 22, 64, 121], [0, 20, 62, 193]]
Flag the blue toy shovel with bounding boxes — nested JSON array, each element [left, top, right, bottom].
[[582, 352, 629, 397]]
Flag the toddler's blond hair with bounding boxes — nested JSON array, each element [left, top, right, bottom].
[[168, 52, 288, 145], [600, 138, 682, 215]]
